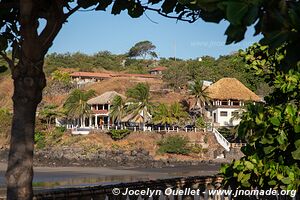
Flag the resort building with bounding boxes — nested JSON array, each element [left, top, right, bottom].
[[70, 72, 112, 85], [85, 91, 126, 128], [70, 71, 157, 87], [149, 66, 167, 75], [58, 91, 151, 130], [205, 78, 261, 127]]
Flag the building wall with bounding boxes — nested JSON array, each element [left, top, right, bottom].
[[212, 108, 242, 127]]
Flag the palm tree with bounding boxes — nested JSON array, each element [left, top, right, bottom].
[[110, 95, 126, 126], [126, 83, 152, 129], [63, 89, 96, 127], [152, 104, 174, 129], [189, 79, 211, 117], [169, 102, 189, 126], [39, 104, 65, 129], [153, 102, 189, 129]]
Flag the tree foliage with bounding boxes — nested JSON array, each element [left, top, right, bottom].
[[1, 0, 300, 199], [221, 43, 300, 191], [126, 83, 152, 124], [110, 95, 126, 125], [63, 89, 96, 119], [128, 41, 157, 59], [189, 79, 211, 116], [38, 104, 63, 128], [152, 102, 189, 126]]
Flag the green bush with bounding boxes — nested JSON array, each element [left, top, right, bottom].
[[109, 129, 131, 140], [34, 131, 46, 149], [195, 117, 206, 129], [190, 144, 203, 154], [157, 135, 190, 155], [49, 127, 65, 143]]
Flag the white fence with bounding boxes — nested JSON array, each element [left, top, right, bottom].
[[212, 128, 231, 152]]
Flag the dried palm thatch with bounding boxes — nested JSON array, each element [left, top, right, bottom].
[[87, 91, 126, 105], [206, 78, 261, 101]]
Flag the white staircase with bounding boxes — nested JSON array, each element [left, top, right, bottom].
[[212, 128, 231, 152]]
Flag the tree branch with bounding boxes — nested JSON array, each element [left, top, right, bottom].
[[142, 6, 198, 23], [39, 1, 66, 53], [0, 52, 15, 70], [64, 5, 81, 20]]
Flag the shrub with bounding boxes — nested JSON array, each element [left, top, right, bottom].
[[195, 117, 206, 129], [53, 127, 64, 138], [157, 135, 190, 155], [190, 144, 203, 154], [108, 129, 131, 140], [34, 131, 46, 149]]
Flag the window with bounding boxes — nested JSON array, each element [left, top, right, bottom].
[[221, 101, 228, 106], [232, 101, 240, 106], [220, 111, 228, 116], [104, 104, 108, 110]]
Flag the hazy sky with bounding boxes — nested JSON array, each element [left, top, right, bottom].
[[49, 9, 262, 59]]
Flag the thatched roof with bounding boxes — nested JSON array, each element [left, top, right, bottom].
[[206, 78, 261, 101], [87, 91, 126, 105]]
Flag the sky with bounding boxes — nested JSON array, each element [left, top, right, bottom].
[[49, 8, 262, 59]]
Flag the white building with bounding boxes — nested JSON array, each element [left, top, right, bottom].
[[205, 78, 261, 127], [57, 91, 152, 130]]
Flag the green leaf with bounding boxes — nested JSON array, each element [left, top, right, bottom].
[[95, 0, 113, 11], [268, 180, 277, 186], [260, 31, 289, 50], [245, 161, 254, 170], [225, 2, 248, 25], [111, 0, 128, 15], [243, 5, 259, 26], [281, 177, 291, 185], [128, 3, 144, 18], [292, 140, 300, 160], [161, 0, 177, 14], [264, 146, 276, 154], [241, 173, 251, 187], [270, 117, 280, 126], [225, 24, 246, 44], [77, 0, 99, 9], [276, 130, 287, 145]]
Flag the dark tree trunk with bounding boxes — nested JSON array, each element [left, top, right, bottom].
[[4, 1, 66, 199], [6, 60, 46, 200]]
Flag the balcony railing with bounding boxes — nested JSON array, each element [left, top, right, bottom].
[[32, 176, 298, 200], [212, 128, 231, 152]]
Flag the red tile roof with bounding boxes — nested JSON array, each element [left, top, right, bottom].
[[149, 66, 167, 71], [70, 72, 112, 78], [70, 72, 157, 79], [92, 110, 109, 114], [111, 73, 156, 78]]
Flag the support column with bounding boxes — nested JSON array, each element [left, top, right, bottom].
[[95, 115, 98, 128], [89, 116, 92, 127]]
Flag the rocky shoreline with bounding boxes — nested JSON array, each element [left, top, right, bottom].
[[0, 147, 232, 168]]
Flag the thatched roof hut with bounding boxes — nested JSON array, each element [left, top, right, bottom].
[[87, 91, 126, 105], [206, 78, 261, 101]]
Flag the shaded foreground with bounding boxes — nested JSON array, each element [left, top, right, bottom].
[[0, 162, 221, 198]]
